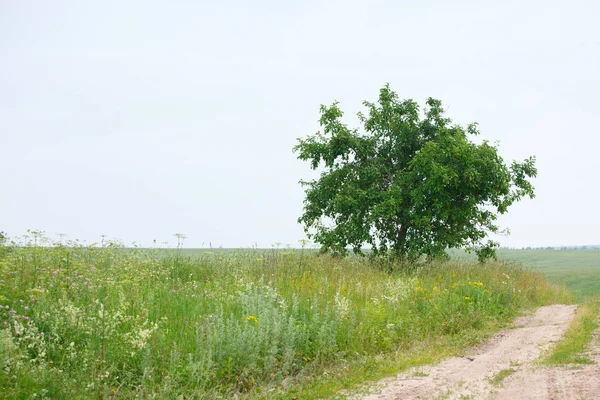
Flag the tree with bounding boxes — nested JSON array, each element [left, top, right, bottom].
[[294, 84, 536, 262]]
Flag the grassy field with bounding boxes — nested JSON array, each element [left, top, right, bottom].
[[452, 249, 600, 302], [495, 249, 600, 302], [176, 248, 600, 302], [0, 238, 575, 399]]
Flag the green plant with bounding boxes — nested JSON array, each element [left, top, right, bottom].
[[294, 84, 537, 261], [489, 368, 516, 387], [0, 231, 7, 259], [0, 235, 571, 399]]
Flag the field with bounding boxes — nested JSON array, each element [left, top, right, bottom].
[[0, 237, 582, 399], [495, 249, 600, 302], [451, 249, 600, 302]]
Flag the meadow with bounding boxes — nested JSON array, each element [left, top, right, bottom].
[[451, 248, 600, 302], [0, 236, 578, 399]]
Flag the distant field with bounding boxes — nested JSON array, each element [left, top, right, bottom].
[[495, 249, 600, 302], [449, 249, 600, 302]]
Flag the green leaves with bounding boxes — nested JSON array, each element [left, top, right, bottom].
[[294, 85, 537, 261]]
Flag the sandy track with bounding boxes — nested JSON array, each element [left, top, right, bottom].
[[494, 320, 600, 400], [358, 305, 581, 400]]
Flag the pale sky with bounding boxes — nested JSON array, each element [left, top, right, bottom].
[[2, 0, 599, 248]]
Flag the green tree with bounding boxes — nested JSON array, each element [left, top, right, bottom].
[[294, 85, 536, 261]]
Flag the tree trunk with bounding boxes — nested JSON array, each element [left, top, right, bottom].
[[394, 224, 409, 259]]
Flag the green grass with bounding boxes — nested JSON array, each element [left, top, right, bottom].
[[489, 368, 516, 387], [541, 298, 600, 365], [496, 249, 600, 302], [151, 248, 600, 302], [451, 249, 600, 302], [134, 247, 600, 302], [0, 239, 574, 399]]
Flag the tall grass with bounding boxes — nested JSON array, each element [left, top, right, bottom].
[[0, 235, 572, 399]]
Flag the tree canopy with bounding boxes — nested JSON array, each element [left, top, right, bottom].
[[294, 84, 537, 261]]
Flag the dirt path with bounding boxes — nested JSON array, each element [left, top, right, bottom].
[[357, 304, 591, 400], [495, 320, 600, 400]]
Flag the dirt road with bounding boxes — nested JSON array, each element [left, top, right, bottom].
[[358, 304, 600, 400]]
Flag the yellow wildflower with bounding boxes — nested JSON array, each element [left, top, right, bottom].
[[247, 315, 258, 325]]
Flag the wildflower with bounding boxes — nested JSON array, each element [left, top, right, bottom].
[[24, 306, 29, 311], [247, 315, 258, 325], [464, 296, 472, 301], [88, 285, 93, 289]]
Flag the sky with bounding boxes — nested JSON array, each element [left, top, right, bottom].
[[1, 0, 599, 248]]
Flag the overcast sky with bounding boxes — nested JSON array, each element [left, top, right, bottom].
[[1, 0, 599, 248]]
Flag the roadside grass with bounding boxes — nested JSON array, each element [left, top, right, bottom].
[[0, 236, 573, 399], [540, 297, 600, 366], [263, 325, 504, 399]]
